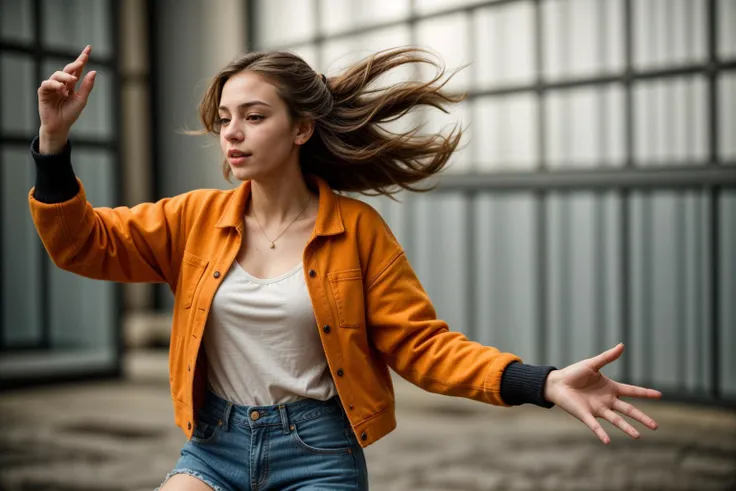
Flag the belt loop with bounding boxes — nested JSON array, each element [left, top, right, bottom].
[[221, 402, 233, 431], [278, 404, 290, 434]]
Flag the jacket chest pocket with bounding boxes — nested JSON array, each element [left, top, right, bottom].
[[180, 252, 209, 309], [328, 268, 366, 329]]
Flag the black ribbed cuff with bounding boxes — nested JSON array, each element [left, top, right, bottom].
[[30, 136, 79, 204], [500, 362, 557, 409]]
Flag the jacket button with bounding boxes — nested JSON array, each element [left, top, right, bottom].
[[187, 365, 191, 372], [361, 431, 367, 441], [213, 271, 221, 279], [187, 422, 192, 430], [349, 405, 354, 410], [337, 368, 344, 377], [308, 269, 316, 277], [323, 325, 331, 333]]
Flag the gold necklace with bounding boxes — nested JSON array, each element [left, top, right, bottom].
[[249, 196, 311, 249]]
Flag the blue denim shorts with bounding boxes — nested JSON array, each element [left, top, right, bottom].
[[156, 389, 368, 490]]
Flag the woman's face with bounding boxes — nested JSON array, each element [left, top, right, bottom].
[[218, 71, 306, 182]]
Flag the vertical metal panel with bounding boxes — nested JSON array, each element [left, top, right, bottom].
[[719, 190, 736, 398]]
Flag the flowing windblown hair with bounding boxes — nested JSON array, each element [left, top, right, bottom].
[[196, 47, 465, 197]]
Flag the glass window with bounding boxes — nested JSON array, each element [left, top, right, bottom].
[[473, 94, 538, 171], [255, 0, 316, 48], [1, 0, 34, 44], [633, 76, 709, 165], [474, 1, 535, 88], [719, 73, 736, 162], [321, 25, 411, 77], [414, 0, 489, 16], [1, 54, 37, 135], [542, 0, 624, 81], [545, 84, 625, 169], [42, 0, 112, 58], [1, 146, 43, 347], [415, 13, 471, 92], [632, 0, 707, 69], [718, 0, 736, 60], [319, 0, 410, 36]]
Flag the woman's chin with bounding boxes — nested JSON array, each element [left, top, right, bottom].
[[230, 166, 259, 182]]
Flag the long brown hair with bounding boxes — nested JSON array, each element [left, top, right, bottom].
[[196, 47, 466, 196]]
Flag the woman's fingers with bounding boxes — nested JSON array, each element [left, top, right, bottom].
[[49, 71, 78, 86], [39, 79, 68, 98], [613, 399, 658, 430], [601, 408, 640, 439], [588, 343, 625, 371], [581, 412, 611, 445], [616, 382, 662, 400], [77, 71, 96, 103]]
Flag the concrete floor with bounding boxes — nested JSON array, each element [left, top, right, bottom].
[[0, 350, 734, 491]]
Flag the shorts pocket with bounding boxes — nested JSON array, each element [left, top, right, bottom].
[[190, 407, 222, 445], [290, 415, 353, 455]]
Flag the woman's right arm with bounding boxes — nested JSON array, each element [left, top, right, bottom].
[[29, 45, 188, 287]]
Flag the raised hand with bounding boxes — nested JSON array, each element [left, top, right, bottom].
[[37, 45, 96, 154], [543, 343, 662, 444]]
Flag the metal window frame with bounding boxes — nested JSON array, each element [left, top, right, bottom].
[[247, 0, 736, 405], [0, 0, 124, 384]]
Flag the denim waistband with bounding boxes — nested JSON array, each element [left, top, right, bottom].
[[200, 389, 344, 432]]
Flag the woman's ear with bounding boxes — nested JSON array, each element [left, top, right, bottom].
[[294, 119, 315, 146]]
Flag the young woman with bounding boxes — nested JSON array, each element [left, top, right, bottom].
[[31, 45, 661, 491]]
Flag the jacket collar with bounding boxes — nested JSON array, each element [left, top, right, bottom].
[[215, 174, 345, 237]]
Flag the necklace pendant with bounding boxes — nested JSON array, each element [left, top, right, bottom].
[[269, 242, 275, 249]]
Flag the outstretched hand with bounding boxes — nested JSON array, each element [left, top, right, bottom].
[[543, 343, 662, 444]]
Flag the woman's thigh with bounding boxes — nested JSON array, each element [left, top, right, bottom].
[[159, 473, 219, 491]]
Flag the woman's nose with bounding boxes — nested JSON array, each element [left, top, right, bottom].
[[223, 124, 243, 141]]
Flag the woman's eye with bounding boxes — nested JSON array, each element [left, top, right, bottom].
[[217, 117, 230, 125], [247, 115, 264, 122]]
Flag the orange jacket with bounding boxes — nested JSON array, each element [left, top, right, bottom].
[[28, 142, 547, 447]]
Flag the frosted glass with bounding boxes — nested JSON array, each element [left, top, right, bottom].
[[320, 0, 410, 35], [474, 1, 535, 88], [1, 147, 43, 347], [42, 0, 112, 58], [633, 0, 707, 69], [633, 76, 709, 165], [255, 0, 315, 47], [719, 73, 736, 162], [1, 54, 37, 135], [1, 0, 34, 43], [474, 94, 538, 171], [542, 0, 625, 80], [719, 0, 736, 60], [415, 13, 471, 92]]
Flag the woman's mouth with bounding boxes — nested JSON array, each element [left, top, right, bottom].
[[227, 151, 252, 166]]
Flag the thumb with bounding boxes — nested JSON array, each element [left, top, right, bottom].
[[588, 343, 625, 371], [77, 71, 96, 103]]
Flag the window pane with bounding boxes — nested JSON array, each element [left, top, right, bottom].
[[42, 0, 112, 58], [719, 73, 736, 162], [287, 44, 319, 72], [1, 53, 37, 135], [43, 59, 114, 140], [633, 0, 707, 70], [1, 0, 35, 43], [414, 0, 488, 15], [545, 84, 625, 169], [474, 1, 535, 88], [321, 25, 411, 77], [633, 76, 708, 165], [416, 13, 471, 92], [719, 0, 736, 60], [255, 0, 315, 48], [49, 148, 116, 351], [320, 0, 410, 35], [2, 146, 43, 347], [542, 0, 624, 81], [473, 94, 538, 171]]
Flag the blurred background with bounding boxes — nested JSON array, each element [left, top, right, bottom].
[[1, 0, 735, 490]]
